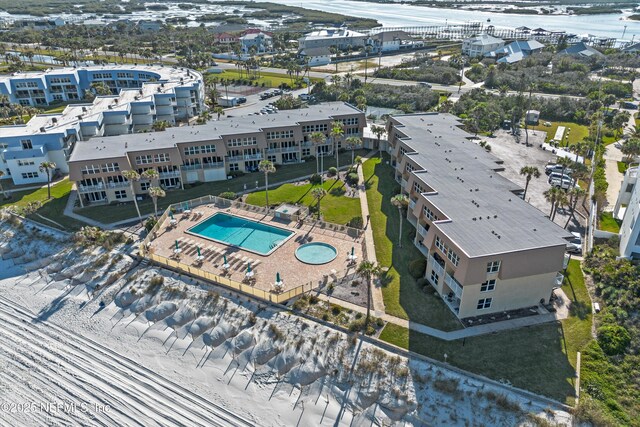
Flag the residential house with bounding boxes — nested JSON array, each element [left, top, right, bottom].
[[485, 40, 545, 64], [239, 32, 273, 54], [214, 32, 238, 45], [462, 34, 504, 58], [558, 42, 604, 58], [298, 26, 366, 51], [367, 31, 410, 53], [299, 47, 332, 67]]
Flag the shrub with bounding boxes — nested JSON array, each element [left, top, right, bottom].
[[597, 324, 631, 355], [408, 258, 427, 279], [417, 277, 429, 288], [375, 318, 385, 327], [144, 217, 157, 232], [331, 305, 341, 315], [347, 216, 363, 229], [327, 167, 338, 176], [146, 275, 164, 294], [218, 191, 237, 200], [346, 172, 359, 186], [309, 173, 322, 185], [309, 294, 319, 304], [322, 313, 329, 321]]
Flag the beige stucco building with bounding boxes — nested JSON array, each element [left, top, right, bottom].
[[67, 103, 364, 206], [388, 113, 572, 319]]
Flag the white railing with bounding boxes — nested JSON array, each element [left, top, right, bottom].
[[428, 253, 445, 278], [401, 178, 408, 188], [203, 162, 224, 169], [267, 146, 300, 154], [417, 224, 428, 237], [79, 181, 129, 192], [555, 273, 564, 286], [226, 153, 263, 162], [409, 199, 416, 210], [445, 272, 463, 298], [159, 170, 181, 178]]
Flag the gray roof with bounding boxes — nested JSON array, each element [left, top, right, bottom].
[[300, 47, 332, 57], [393, 113, 572, 257], [68, 102, 362, 163]]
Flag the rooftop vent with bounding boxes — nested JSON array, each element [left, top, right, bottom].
[[82, 107, 87, 113], [39, 126, 46, 133]]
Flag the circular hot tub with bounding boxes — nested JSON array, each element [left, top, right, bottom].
[[295, 242, 338, 265]]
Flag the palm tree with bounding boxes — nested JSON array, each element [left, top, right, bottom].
[[557, 156, 574, 179], [121, 170, 143, 226], [0, 170, 5, 199], [519, 166, 540, 201], [564, 186, 586, 229], [151, 120, 169, 132], [572, 141, 590, 163], [310, 187, 327, 219], [345, 136, 362, 166], [39, 161, 56, 199], [354, 155, 363, 172], [213, 106, 225, 120], [390, 194, 409, 247], [544, 187, 566, 221], [371, 125, 386, 157], [141, 168, 159, 184], [149, 186, 166, 218], [310, 131, 326, 176], [330, 121, 345, 174], [357, 260, 382, 333], [258, 159, 276, 208]]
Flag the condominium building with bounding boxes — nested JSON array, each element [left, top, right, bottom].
[[615, 165, 640, 258], [67, 103, 364, 206], [388, 113, 572, 319], [298, 26, 366, 51], [0, 65, 204, 185]]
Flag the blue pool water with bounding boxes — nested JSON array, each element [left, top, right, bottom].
[[295, 243, 338, 265], [187, 213, 294, 255]]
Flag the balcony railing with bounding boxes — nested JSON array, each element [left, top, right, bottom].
[[428, 253, 445, 278], [555, 273, 564, 286], [445, 272, 463, 298], [203, 162, 224, 169], [79, 181, 129, 192], [267, 146, 300, 154], [401, 178, 408, 189], [159, 170, 181, 178], [417, 224, 428, 237], [226, 153, 263, 162], [409, 198, 416, 210]]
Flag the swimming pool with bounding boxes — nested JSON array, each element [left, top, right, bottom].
[[295, 242, 338, 265], [187, 213, 294, 255]]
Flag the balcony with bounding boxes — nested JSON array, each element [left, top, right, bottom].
[[414, 240, 430, 258], [203, 162, 224, 169], [417, 224, 428, 237], [409, 198, 416, 210], [555, 273, 564, 286], [266, 146, 300, 154], [428, 253, 445, 278], [159, 170, 181, 178], [226, 153, 262, 162], [79, 181, 129, 192], [401, 178, 408, 189], [181, 164, 201, 171], [445, 272, 463, 299]]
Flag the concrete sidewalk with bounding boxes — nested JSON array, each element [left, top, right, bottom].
[[355, 152, 386, 316]]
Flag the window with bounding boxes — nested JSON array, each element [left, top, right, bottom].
[[435, 236, 445, 253], [302, 124, 328, 133], [487, 261, 501, 273], [267, 155, 277, 162], [17, 160, 35, 167], [140, 182, 150, 191], [114, 190, 127, 199], [399, 146, 407, 157], [447, 250, 460, 267], [430, 270, 439, 286], [135, 155, 153, 165], [412, 181, 425, 194], [184, 146, 200, 156], [153, 153, 170, 163], [81, 165, 101, 175], [405, 163, 415, 173], [201, 144, 216, 153], [480, 279, 496, 292], [227, 137, 257, 147], [21, 140, 33, 150], [423, 206, 438, 221], [229, 163, 239, 171], [102, 162, 120, 173], [21, 172, 38, 179], [476, 298, 492, 310], [266, 130, 294, 140]]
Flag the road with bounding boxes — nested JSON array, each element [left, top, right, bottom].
[[0, 296, 253, 427]]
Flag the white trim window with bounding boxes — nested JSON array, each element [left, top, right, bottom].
[[487, 261, 501, 274], [480, 279, 496, 292], [153, 153, 170, 163], [21, 172, 38, 179], [412, 181, 425, 194], [136, 155, 153, 165], [114, 190, 127, 199], [476, 298, 492, 310], [423, 206, 438, 221], [102, 162, 120, 172]]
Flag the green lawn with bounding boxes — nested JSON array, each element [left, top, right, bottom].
[[363, 156, 462, 331], [598, 212, 622, 233], [245, 178, 361, 225], [0, 179, 86, 231], [78, 150, 366, 224], [212, 69, 322, 89], [530, 121, 590, 147], [380, 260, 593, 404]]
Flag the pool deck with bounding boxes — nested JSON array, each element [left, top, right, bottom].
[[149, 204, 363, 294]]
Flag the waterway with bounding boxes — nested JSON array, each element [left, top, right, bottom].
[[246, 0, 640, 40]]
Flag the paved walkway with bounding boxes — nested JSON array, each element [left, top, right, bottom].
[[316, 287, 570, 341], [356, 152, 386, 316], [603, 143, 624, 212]]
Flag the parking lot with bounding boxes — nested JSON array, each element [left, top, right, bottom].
[[481, 130, 585, 234]]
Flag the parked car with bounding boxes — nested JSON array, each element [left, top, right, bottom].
[[298, 93, 311, 101], [566, 232, 582, 254], [418, 82, 432, 88], [545, 164, 573, 176], [550, 177, 577, 190], [548, 172, 572, 184], [237, 97, 247, 104]]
